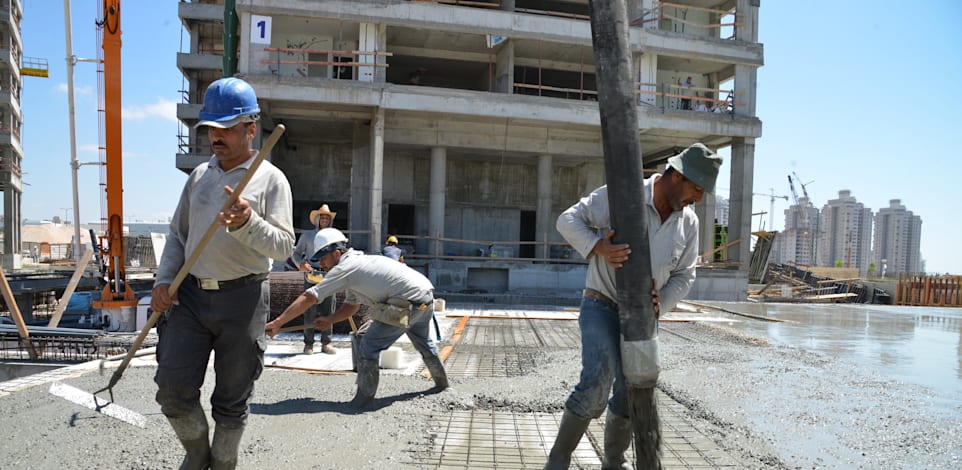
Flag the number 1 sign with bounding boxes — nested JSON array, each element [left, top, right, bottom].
[[251, 15, 272, 45]]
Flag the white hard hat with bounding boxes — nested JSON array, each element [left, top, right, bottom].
[[311, 228, 348, 262]]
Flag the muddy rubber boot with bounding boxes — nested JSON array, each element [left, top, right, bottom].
[[602, 412, 633, 470], [544, 409, 591, 470], [210, 424, 245, 470], [166, 407, 210, 470], [350, 358, 379, 408], [422, 354, 449, 389]]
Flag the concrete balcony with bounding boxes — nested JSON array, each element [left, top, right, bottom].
[[236, 0, 763, 67], [176, 153, 209, 174], [0, 91, 20, 119], [177, 52, 222, 74], [241, 73, 761, 158], [178, 1, 223, 24], [176, 102, 202, 125]]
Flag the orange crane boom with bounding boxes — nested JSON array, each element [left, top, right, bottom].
[[94, 0, 135, 309]]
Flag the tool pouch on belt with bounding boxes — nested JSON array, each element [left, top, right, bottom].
[[369, 297, 413, 328]]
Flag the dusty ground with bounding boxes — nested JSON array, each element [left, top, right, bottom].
[[0, 304, 959, 469]]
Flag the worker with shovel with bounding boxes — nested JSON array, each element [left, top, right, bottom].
[[266, 228, 448, 408], [545, 143, 721, 469], [150, 77, 295, 469]]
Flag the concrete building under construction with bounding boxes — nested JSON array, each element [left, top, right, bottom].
[[0, 0, 28, 269], [176, 0, 763, 300]]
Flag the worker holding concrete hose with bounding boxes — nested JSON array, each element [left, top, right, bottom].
[[150, 77, 295, 470], [266, 228, 448, 408], [546, 143, 721, 469]]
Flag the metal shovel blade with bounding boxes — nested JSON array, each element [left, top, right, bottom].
[[48, 382, 146, 428]]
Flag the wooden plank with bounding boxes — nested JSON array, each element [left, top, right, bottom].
[[48, 248, 95, 328], [0, 264, 39, 358]]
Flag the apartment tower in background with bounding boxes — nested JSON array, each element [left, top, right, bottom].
[[872, 199, 922, 277], [817, 190, 873, 275]]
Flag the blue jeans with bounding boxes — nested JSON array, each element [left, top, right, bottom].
[[564, 297, 629, 419], [358, 303, 438, 362]]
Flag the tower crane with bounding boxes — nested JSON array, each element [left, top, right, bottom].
[[752, 188, 788, 231], [787, 175, 799, 205], [792, 171, 813, 200]]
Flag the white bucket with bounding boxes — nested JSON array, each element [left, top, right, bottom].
[[380, 346, 405, 369], [434, 298, 446, 312], [102, 306, 136, 332]]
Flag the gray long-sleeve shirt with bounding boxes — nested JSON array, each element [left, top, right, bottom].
[[306, 249, 434, 306], [555, 175, 699, 313], [154, 152, 295, 285], [291, 227, 320, 270]]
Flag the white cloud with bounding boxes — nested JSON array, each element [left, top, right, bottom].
[[55, 82, 94, 97], [123, 97, 177, 122]]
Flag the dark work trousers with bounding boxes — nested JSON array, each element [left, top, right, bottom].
[[303, 277, 335, 346], [154, 277, 269, 428]]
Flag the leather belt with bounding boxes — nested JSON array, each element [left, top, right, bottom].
[[583, 288, 619, 312], [188, 273, 268, 291]]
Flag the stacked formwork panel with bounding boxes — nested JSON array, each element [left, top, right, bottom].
[[176, 0, 764, 300]]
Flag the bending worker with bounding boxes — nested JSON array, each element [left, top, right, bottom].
[[266, 228, 448, 408], [545, 143, 721, 469], [150, 77, 294, 469]]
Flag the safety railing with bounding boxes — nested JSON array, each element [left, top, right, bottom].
[[635, 1, 740, 40], [393, 234, 584, 264], [260, 47, 392, 79]]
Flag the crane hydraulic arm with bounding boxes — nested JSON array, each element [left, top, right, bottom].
[[93, 0, 135, 309]]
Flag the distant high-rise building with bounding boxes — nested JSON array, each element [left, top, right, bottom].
[[715, 196, 729, 227], [871, 199, 922, 277], [816, 190, 873, 274], [774, 197, 819, 266]]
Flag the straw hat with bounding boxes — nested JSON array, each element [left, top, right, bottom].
[[309, 204, 337, 226]]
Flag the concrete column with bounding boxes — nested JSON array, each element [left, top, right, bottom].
[[429, 147, 447, 257], [735, 0, 760, 42], [369, 108, 385, 253], [373, 23, 388, 83], [734, 64, 757, 117], [494, 40, 514, 93], [635, 51, 657, 106], [358, 23, 387, 83], [727, 138, 755, 271], [2, 189, 20, 270], [695, 193, 716, 261], [351, 122, 372, 250], [536, 154, 553, 259]]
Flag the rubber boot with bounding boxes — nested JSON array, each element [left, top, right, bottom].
[[166, 407, 210, 470], [422, 354, 449, 389], [210, 424, 245, 470], [350, 357, 380, 408], [602, 412, 633, 470], [544, 409, 592, 470]]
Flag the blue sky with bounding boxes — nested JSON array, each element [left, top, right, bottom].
[[19, 2, 962, 273]]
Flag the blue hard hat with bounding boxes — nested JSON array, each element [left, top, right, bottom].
[[196, 77, 260, 129]]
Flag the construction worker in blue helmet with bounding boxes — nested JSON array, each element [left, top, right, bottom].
[[152, 76, 294, 470]]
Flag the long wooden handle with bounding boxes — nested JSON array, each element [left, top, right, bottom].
[[101, 124, 287, 392]]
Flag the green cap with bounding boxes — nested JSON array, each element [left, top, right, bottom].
[[667, 143, 723, 194]]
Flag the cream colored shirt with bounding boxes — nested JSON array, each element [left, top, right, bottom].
[[555, 175, 698, 313], [155, 152, 294, 284]]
